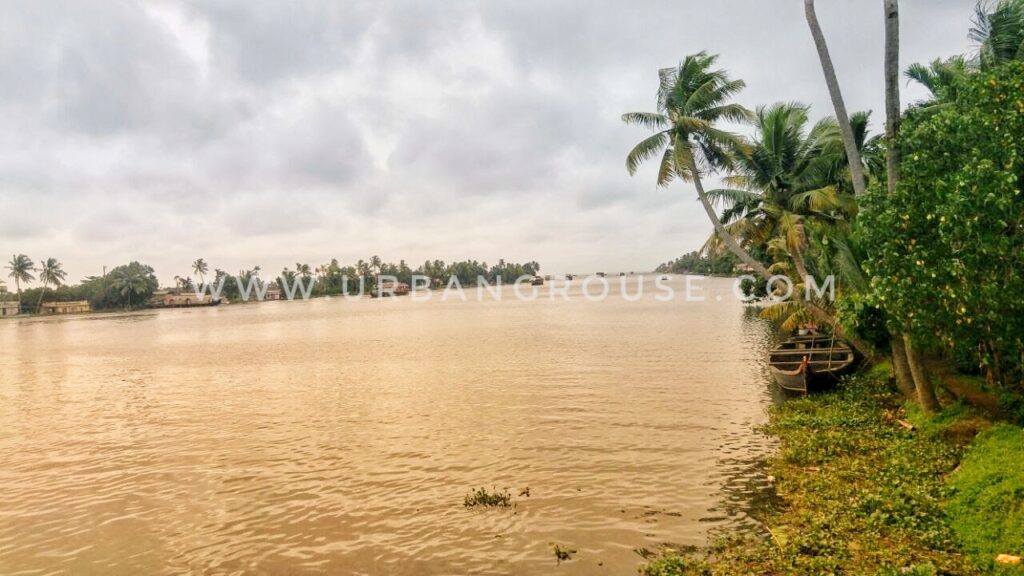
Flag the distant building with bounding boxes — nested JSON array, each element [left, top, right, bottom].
[[265, 285, 282, 301], [1, 300, 19, 317], [40, 300, 91, 315]]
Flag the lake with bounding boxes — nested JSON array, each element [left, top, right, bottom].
[[0, 276, 777, 575]]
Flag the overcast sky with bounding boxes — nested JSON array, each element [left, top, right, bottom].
[[0, 0, 975, 285]]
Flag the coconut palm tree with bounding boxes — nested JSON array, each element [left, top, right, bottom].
[[5, 254, 35, 300], [622, 52, 767, 277], [905, 57, 972, 109], [971, 0, 1024, 69], [35, 258, 68, 314], [192, 258, 209, 287], [111, 266, 150, 309], [804, 0, 867, 196], [705, 103, 859, 259]]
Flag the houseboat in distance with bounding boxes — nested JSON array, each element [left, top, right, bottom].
[[374, 281, 411, 297], [149, 291, 222, 308], [531, 275, 544, 286], [40, 300, 92, 315]]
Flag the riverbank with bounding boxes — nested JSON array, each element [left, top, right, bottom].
[[640, 368, 1024, 575]]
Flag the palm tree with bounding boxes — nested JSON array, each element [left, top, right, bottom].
[[905, 57, 972, 108], [5, 254, 35, 300], [699, 102, 876, 358], [622, 52, 766, 277], [35, 258, 68, 314], [971, 0, 1024, 69], [296, 262, 312, 280], [111, 265, 151, 309], [705, 103, 858, 258], [804, 0, 867, 196], [192, 258, 209, 287]]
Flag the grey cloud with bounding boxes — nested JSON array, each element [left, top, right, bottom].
[[0, 0, 976, 283]]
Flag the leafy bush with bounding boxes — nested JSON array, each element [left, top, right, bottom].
[[862, 62, 1024, 390]]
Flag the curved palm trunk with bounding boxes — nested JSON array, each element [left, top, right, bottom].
[[688, 155, 770, 278], [805, 0, 867, 195]]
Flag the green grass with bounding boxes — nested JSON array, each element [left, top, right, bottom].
[[945, 424, 1024, 574], [637, 372, 1022, 575]]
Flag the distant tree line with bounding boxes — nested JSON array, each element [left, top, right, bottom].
[[3, 254, 541, 313], [655, 251, 739, 276]]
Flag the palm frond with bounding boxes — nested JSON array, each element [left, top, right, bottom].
[[625, 131, 669, 175]]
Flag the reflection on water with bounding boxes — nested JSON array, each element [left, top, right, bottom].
[[0, 276, 775, 575]]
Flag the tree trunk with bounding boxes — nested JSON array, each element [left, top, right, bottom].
[[689, 155, 770, 278], [890, 332, 917, 399], [36, 284, 47, 315], [904, 334, 941, 413], [805, 0, 867, 195], [884, 0, 901, 194]]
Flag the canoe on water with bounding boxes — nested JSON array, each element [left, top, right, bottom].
[[768, 335, 856, 394]]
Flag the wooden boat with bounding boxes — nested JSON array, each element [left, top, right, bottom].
[[531, 276, 544, 286], [769, 334, 855, 394]]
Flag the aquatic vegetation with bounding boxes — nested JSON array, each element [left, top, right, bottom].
[[551, 543, 576, 564], [636, 373, 1020, 575], [463, 487, 511, 508]]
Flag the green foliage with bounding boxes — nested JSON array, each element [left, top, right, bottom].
[[945, 424, 1024, 573], [862, 62, 1024, 390], [79, 262, 159, 310], [462, 487, 511, 508]]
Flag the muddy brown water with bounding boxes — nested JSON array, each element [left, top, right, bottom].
[[0, 276, 776, 575]]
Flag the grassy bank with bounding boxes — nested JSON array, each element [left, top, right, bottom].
[[641, 370, 1024, 575]]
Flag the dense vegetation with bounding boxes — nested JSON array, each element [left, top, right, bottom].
[[863, 62, 1024, 392]]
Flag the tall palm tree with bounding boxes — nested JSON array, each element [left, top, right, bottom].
[[885, 0, 902, 195], [804, 0, 867, 196], [622, 52, 766, 277], [35, 258, 68, 314], [971, 0, 1024, 68], [192, 258, 209, 287], [111, 266, 150, 309], [5, 254, 35, 299]]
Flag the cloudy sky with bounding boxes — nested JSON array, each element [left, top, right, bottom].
[[1, 0, 974, 284]]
